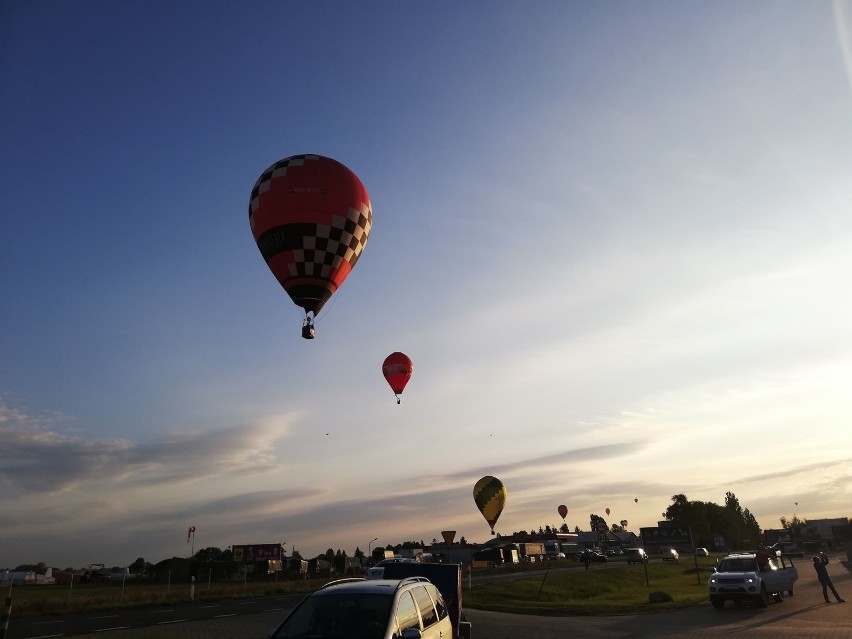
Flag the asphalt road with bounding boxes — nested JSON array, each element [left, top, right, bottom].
[[7, 556, 851, 639]]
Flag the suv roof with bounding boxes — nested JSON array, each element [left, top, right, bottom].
[[314, 576, 430, 595]]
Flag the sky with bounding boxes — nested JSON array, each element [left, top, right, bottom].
[[2, 1, 852, 570]]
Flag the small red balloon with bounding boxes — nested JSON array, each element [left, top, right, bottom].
[[558, 504, 568, 520], [382, 352, 413, 403]]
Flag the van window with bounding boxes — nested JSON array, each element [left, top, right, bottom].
[[412, 585, 437, 628], [395, 590, 420, 634]]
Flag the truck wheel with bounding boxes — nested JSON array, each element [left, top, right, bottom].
[[756, 585, 770, 608], [710, 596, 724, 609], [774, 591, 784, 603], [787, 588, 794, 596]]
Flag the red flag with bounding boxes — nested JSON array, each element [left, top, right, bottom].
[[187, 525, 196, 542]]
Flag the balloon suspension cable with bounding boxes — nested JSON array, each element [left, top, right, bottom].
[[301, 314, 315, 340], [395, 394, 401, 405]]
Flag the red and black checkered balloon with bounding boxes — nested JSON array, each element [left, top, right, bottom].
[[249, 154, 372, 317]]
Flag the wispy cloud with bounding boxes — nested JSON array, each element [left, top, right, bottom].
[[0, 405, 295, 494]]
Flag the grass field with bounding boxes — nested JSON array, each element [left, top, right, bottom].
[[5, 578, 319, 617], [7, 556, 717, 617], [464, 558, 715, 615]]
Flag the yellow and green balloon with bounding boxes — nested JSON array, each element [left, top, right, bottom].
[[473, 475, 507, 535]]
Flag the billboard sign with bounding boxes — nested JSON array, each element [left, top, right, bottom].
[[232, 544, 282, 563]]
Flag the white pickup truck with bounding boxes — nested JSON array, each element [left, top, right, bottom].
[[708, 552, 798, 609]]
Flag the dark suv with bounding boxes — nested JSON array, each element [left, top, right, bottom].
[[269, 576, 453, 639]]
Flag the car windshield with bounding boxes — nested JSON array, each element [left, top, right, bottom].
[[271, 592, 392, 639], [717, 558, 759, 572]]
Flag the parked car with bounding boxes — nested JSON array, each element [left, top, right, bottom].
[[708, 551, 798, 609], [625, 548, 648, 564], [581, 550, 608, 563], [662, 548, 679, 562], [694, 547, 710, 557], [269, 576, 454, 639]]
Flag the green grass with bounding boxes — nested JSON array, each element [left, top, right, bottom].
[[464, 559, 714, 615], [5, 578, 321, 617], [7, 559, 718, 618]]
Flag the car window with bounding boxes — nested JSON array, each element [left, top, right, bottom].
[[395, 590, 420, 635], [412, 585, 437, 628], [272, 593, 392, 638], [718, 558, 757, 572], [427, 583, 449, 621]]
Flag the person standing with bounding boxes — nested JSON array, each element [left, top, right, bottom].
[[813, 553, 845, 603]]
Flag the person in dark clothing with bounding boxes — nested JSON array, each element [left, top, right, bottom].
[[813, 553, 845, 603]]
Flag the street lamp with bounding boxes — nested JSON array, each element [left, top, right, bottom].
[[368, 537, 378, 560]]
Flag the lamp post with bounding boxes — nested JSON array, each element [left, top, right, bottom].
[[368, 537, 378, 562]]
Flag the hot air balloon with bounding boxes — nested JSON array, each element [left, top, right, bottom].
[[382, 352, 413, 403], [249, 154, 372, 339], [605, 507, 611, 516], [558, 504, 568, 521], [634, 498, 638, 503], [620, 519, 628, 528], [473, 476, 507, 535]]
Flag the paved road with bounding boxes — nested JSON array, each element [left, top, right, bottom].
[[8, 557, 850, 639]]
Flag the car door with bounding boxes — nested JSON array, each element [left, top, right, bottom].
[[393, 590, 421, 637], [775, 555, 798, 590], [412, 584, 450, 638]]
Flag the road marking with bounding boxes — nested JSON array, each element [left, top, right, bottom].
[[265, 608, 284, 612], [149, 609, 175, 614], [199, 604, 220, 608], [94, 627, 132, 633], [238, 600, 256, 605], [31, 620, 64, 625], [91, 615, 119, 619], [215, 613, 237, 618], [27, 635, 63, 639], [157, 619, 190, 624]]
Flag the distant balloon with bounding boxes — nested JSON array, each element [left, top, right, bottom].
[[473, 476, 507, 534], [248, 154, 372, 339], [558, 504, 568, 521], [634, 498, 639, 503], [605, 507, 611, 516], [620, 519, 628, 528], [382, 352, 413, 404]]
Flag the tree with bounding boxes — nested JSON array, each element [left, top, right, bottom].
[[589, 514, 607, 532], [128, 557, 147, 574], [663, 492, 762, 549], [193, 547, 226, 562], [780, 515, 805, 529]]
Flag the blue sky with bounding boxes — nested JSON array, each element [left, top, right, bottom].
[[2, 1, 852, 569]]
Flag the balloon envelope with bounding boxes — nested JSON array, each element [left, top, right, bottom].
[[473, 476, 507, 533], [557, 504, 568, 520], [382, 352, 413, 396], [249, 154, 372, 317], [605, 507, 611, 516]]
